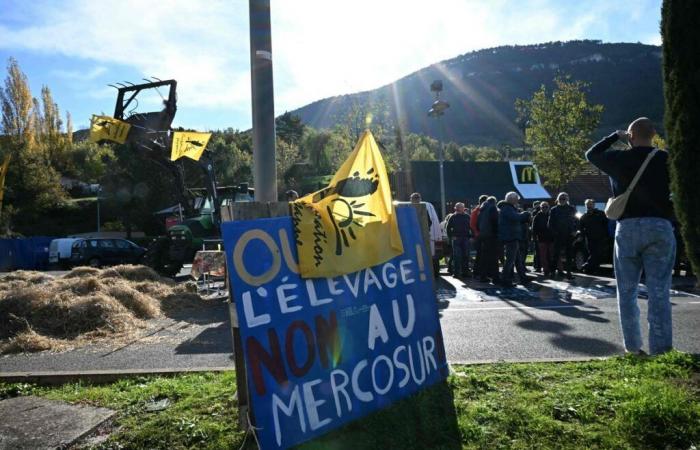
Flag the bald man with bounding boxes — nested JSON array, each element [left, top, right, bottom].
[[586, 117, 675, 356]]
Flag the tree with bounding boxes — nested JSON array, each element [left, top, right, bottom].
[[276, 112, 305, 145], [515, 76, 603, 190], [276, 139, 302, 197], [0, 58, 66, 231], [411, 146, 435, 161], [662, 0, 700, 276], [0, 58, 35, 148]]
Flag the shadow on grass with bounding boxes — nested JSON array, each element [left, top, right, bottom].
[[296, 380, 461, 450]]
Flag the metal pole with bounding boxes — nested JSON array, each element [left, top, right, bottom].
[[249, 0, 277, 202], [437, 117, 446, 219], [96, 189, 101, 233]]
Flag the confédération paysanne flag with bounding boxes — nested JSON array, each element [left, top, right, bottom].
[[89, 115, 131, 144], [171, 132, 211, 161], [292, 130, 403, 278]]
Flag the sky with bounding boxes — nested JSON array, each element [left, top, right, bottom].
[[0, 0, 662, 131]]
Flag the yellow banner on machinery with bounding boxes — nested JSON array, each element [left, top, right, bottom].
[[89, 115, 131, 144], [292, 130, 403, 278], [171, 131, 212, 161]]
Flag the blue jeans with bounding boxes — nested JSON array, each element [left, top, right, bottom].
[[502, 240, 527, 284], [451, 237, 470, 275], [614, 218, 676, 355]]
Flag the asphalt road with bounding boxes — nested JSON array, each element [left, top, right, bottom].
[[436, 273, 700, 362], [1, 272, 698, 374]]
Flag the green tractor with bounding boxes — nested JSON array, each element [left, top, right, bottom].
[[103, 78, 252, 276], [145, 185, 253, 277]]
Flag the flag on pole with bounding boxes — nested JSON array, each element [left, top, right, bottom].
[[89, 115, 131, 144], [292, 130, 403, 278], [171, 132, 212, 161]]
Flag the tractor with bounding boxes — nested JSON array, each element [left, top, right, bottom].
[[101, 78, 250, 276]]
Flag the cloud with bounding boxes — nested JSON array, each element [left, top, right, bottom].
[[51, 66, 107, 80], [0, 0, 251, 111], [0, 0, 662, 126]]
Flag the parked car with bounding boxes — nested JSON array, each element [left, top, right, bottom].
[[48, 238, 79, 269], [70, 238, 146, 268]]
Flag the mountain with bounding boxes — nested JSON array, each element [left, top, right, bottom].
[[289, 41, 664, 146]]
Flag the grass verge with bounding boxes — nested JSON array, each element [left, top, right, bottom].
[[0, 351, 698, 449]]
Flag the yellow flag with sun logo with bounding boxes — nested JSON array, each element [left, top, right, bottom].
[[292, 130, 403, 278], [171, 132, 211, 161], [89, 115, 131, 144]]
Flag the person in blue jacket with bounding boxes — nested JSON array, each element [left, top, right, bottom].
[[498, 192, 531, 287]]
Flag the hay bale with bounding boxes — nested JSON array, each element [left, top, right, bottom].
[[0, 329, 58, 354], [2, 271, 54, 284], [161, 291, 205, 312], [133, 281, 175, 298], [63, 266, 101, 279], [0, 264, 211, 354], [99, 265, 165, 283], [106, 281, 161, 319]]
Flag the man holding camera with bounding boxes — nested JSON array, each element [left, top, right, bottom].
[[586, 117, 675, 356]]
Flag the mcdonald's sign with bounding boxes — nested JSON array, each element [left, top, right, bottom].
[[516, 165, 537, 184]]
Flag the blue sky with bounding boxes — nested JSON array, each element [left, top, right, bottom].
[[0, 0, 662, 132]]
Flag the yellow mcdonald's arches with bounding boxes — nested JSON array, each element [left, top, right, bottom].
[[171, 132, 212, 161], [292, 130, 403, 278], [520, 166, 536, 183]]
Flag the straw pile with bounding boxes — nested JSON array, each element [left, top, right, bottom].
[[0, 265, 205, 354]]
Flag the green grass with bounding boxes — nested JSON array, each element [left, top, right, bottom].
[[1, 352, 698, 449]]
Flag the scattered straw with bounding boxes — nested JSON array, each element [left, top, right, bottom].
[[0, 264, 215, 354]]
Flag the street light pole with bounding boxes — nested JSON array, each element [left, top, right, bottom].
[[96, 187, 101, 233], [437, 118, 446, 219], [249, 0, 277, 202], [428, 80, 450, 219]]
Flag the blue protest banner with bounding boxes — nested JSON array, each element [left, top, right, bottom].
[[222, 207, 447, 449]]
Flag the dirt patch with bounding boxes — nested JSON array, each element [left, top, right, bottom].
[[0, 265, 215, 354]]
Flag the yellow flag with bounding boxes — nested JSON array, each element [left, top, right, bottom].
[[89, 115, 131, 144], [171, 132, 211, 161], [292, 130, 403, 278], [0, 155, 10, 208]]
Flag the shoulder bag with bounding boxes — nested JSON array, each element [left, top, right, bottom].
[[604, 149, 658, 220]]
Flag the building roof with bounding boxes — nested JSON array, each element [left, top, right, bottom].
[[410, 161, 551, 208], [548, 164, 612, 205]]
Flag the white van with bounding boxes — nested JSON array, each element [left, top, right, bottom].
[[49, 238, 79, 268]]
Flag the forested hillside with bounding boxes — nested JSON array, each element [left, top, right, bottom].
[[290, 41, 663, 145]]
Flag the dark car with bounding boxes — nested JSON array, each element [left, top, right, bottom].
[[70, 238, 146, 268]]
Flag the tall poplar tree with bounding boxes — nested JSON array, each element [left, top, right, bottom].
[[662, 0, 700, 276], [0, 58, 65, 231]]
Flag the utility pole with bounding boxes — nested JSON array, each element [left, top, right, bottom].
[[249, 0, 277, 201]]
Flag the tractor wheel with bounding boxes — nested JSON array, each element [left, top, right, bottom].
[[143, 238, 182, 278]]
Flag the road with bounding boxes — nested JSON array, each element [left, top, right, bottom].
[[1, 272, 698, 374], [436, 273, 700, 362]]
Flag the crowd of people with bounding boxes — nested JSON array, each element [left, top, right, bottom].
[[439, 190, 611, 288], [433, 117, 678, 356]]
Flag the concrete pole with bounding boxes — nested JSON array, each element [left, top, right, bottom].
[[249, 0, 277, 201]]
